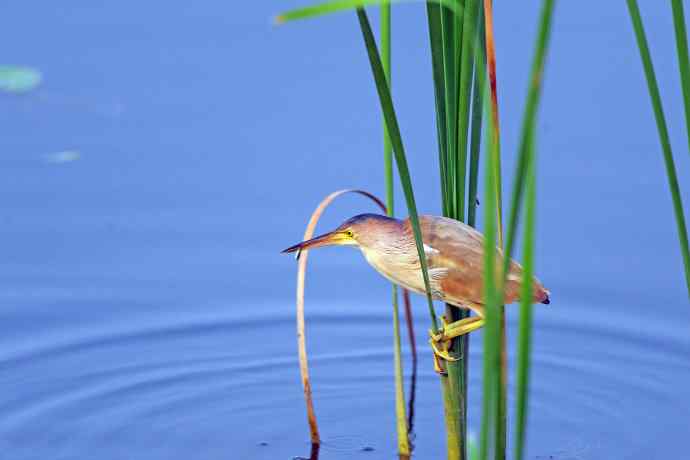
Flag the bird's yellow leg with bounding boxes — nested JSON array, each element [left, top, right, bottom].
[[429, 315, 485, 369], [429, 316, 458, 373], [442, 316, 485, 339]]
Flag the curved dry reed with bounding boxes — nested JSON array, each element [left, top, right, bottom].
[[295, 188, 416, 447]]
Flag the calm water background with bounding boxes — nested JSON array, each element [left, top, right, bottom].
[[2, 1, 690, 459]]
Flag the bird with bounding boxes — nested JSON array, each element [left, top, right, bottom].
[[282, 213, 550, 369]]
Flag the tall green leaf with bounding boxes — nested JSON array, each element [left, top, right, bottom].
[[514, 132, 536, 460], [479, 79, 500, 460], [455, 0, 479, 222], [671, 0, 690, 157], [501, 0, 556, 280], [626, 0, 690, 296], [467, 8, 486, 227], [382, 4, 394, 219], [441, 4, 459, 218], [426, 4, 472, 457], [427, 2, 451, 214], [276, 0, 460, 23], [467, 5, 486, 229], [448, 3, 484, 457], [355, 7, 438, 331], [509, 3, 556, 460]]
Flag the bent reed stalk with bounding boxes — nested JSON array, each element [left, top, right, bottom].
[[293, 188, 418, 456]]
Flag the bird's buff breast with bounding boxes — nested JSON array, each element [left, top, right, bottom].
[[359, 246, 443, 299]]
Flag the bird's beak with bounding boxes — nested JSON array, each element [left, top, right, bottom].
[[282, 231, 352, 260]]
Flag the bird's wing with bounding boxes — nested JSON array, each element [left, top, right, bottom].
[[419, 216, 524, 306]]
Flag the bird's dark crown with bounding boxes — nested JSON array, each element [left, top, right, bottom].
[[337, 213, 398, 230]]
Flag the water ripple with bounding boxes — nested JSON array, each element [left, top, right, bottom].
[[0, 299, 687, 460]]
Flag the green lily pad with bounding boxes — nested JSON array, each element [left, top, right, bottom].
[[0, 66, 42, 93]]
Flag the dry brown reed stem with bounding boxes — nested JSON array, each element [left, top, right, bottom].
[[483, 0, 499, 134], [483, 2, 508, 458], [295, 188, 417, 447], [483, 0, 505, 254]]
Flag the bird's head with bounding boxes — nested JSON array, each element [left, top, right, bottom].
[[282, 213, 399, 259]]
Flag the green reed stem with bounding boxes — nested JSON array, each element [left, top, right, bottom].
[[477, 2, 555, 459], [450, 3, 483, 457], [455, 0, 478, 223], [427, 3, 451, 215], [467, 5, 485, 229], [480, 84, 499, 460], [427, 5, 468, 457], [508, 3, 555, 459], [514, 131, 536, 460], [500, 0, 555, 279], [463, 8, 486, 452], [441, 4, 459, 217], [381, 5, 411, 457], [626, 0, 690, 296], [392, 286, 410, 458], [476, 4, 507, 458], [671, 0, 690, 159]]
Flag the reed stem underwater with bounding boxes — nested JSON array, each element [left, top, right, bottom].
[[294, 189, 388, 450]]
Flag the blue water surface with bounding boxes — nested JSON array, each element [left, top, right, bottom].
[[1, 1, 689, 459]]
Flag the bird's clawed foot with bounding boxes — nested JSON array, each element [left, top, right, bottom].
[[429, 316, 457, 374], [429, 315, 485, 374]]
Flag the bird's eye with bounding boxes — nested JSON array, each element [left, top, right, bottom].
[[345, 230, 354, 237]]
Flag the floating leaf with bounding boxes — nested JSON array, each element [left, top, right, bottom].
[[0, 66, 42, 93]]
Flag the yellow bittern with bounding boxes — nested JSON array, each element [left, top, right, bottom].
[[283, 213, 549, 368]]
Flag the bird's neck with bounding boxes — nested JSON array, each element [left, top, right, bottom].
[[359, 227, 417, 283]]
